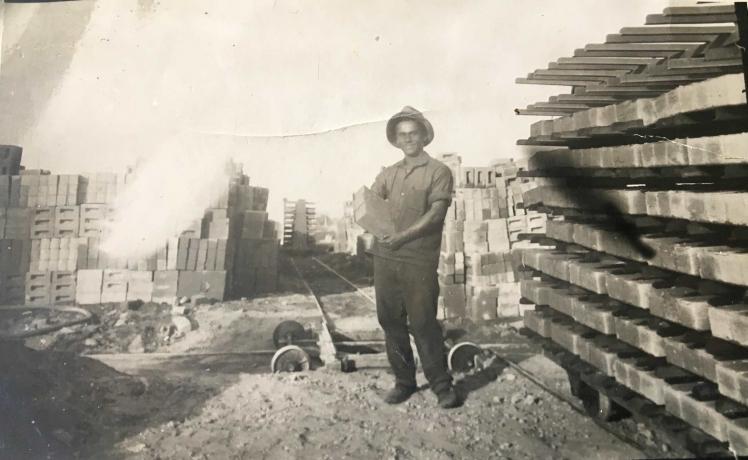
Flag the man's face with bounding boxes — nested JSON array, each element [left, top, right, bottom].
[[394, 120, 426, 157]]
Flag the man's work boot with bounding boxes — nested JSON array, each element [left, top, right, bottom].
[[436, 387, 461, 409], [383, 384, 417, 404]]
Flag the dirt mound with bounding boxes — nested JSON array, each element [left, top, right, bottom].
[[0, 341, 209, 459]]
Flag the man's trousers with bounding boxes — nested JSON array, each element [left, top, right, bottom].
[[373, 256, 452, 394]]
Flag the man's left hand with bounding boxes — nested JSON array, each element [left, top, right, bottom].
[[380, 233, 407, 250]]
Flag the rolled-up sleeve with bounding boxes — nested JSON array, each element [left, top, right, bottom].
[[371, 169, 388, 200], [428, 165, 453, 205]]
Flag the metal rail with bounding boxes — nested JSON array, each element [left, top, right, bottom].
[[496, 354, 655, 457], [303, 258, 659, 455], [289, 257, 338, 364], [311, 257, 376, 304]]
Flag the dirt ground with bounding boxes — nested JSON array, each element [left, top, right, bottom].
[[2, 254, 656, 459]]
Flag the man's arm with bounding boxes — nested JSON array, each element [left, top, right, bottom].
[[380, 199, 449, 250]]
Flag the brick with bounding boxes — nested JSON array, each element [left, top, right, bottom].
[[613, 310, 676, 357], [585, 335, 639, 377], [78, 204, 111, 237], [196, 239, 209, 271], [176, 237, 191, 270], [186, 238, 200, 270], [440, 284, 467, 319], [352, 186, 395, 239], [545, 219, 574, 243], [649, 286, 712, 331], [726, 417, 748, 456], [709, 303, 748, 346], [240, 211, 267, 239], [101, 269, 128, 303], [126, 271, 154, 302], [54, 206, 80, 238], [51, 271, 76, 305], [572, 296, 620, 334], [177, 271, 227, 301], [568, 258, 623, 295], [614, 355, 668, 405], [152, 270, 179, 304], [663, 381, 726, 442], [468, 286, 497, 321], [549, 316, 596, 358], [4, 208, 30, 240], [523, 307, 553, 337], [25, 271, 52, 306], [698, 247, 748, 288], [165, 238, 178, 270]]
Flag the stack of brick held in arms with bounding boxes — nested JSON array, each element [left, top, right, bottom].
[[516, 2, 748, 455], [352, 186, 396, 240], [433, 153, 547, 323], [0, 153, 280, 307]]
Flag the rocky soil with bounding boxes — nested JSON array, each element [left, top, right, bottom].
[[1, 254, 661, 459]]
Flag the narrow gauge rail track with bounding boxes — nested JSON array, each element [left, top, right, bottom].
[[296, 256, 704, 459]]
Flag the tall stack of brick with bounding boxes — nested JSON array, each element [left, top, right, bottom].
[[0, 155, 279, 306], [282, 199, 316, 250], [515, 4, 748, 455], [435, 153, 545, 322]]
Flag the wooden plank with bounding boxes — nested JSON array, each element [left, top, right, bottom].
[[735, 2, 748, 97], [574, 49, 687, 58], [554, 94, 620, 104], [584, 43, 701, 53], [606, 33, 724, 44], [617, 74, 707, 85], [526, 133, 748, 170], [528, 73, 615, 83], [527, 73, 745, 136], [557, 56, 662, 66], [515, 109, 567, 117], [663, 5, 737, 16], [620, 25, 736, 36], [534, 69, 630, 77], [667, 57, 744, 70], [646, 13, 737, 25], [580, 85, 664, 96], [529, 103, 594, 111], [516, 77, 593, 87], [549, 62, 645, 71]]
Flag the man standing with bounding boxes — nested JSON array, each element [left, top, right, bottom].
[[370, 106, 460, 409]]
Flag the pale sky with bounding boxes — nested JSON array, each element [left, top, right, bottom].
[[1, 0, 682, 222]]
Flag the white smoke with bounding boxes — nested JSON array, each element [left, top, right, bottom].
[[99, 137, 234, 260]]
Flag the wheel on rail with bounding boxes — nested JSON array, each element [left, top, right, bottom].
[[447, 342, 484, 373], [270, 345, 311, 373], [567, 371, 584, 398], [579, 385, 628, 422], [272, 320, 307, 348]]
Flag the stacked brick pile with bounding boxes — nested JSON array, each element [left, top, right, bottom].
[[0, 154, 279, 306], [435, 153, 546, 322], [514, 4, 748, 454]]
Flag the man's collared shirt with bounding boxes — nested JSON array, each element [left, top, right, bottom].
[[369, 151, 454, 267]]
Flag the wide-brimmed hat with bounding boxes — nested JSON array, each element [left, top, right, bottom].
[[386, 106, 434, 147]]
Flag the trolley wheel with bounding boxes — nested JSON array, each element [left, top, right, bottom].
[[580, 385, 628, 422], [340, 357, 356, 373], [270, 345, 311, 373], [272, 320, 307, 348], [447, 342, 484, 373], [567, 371, 584, 398]]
